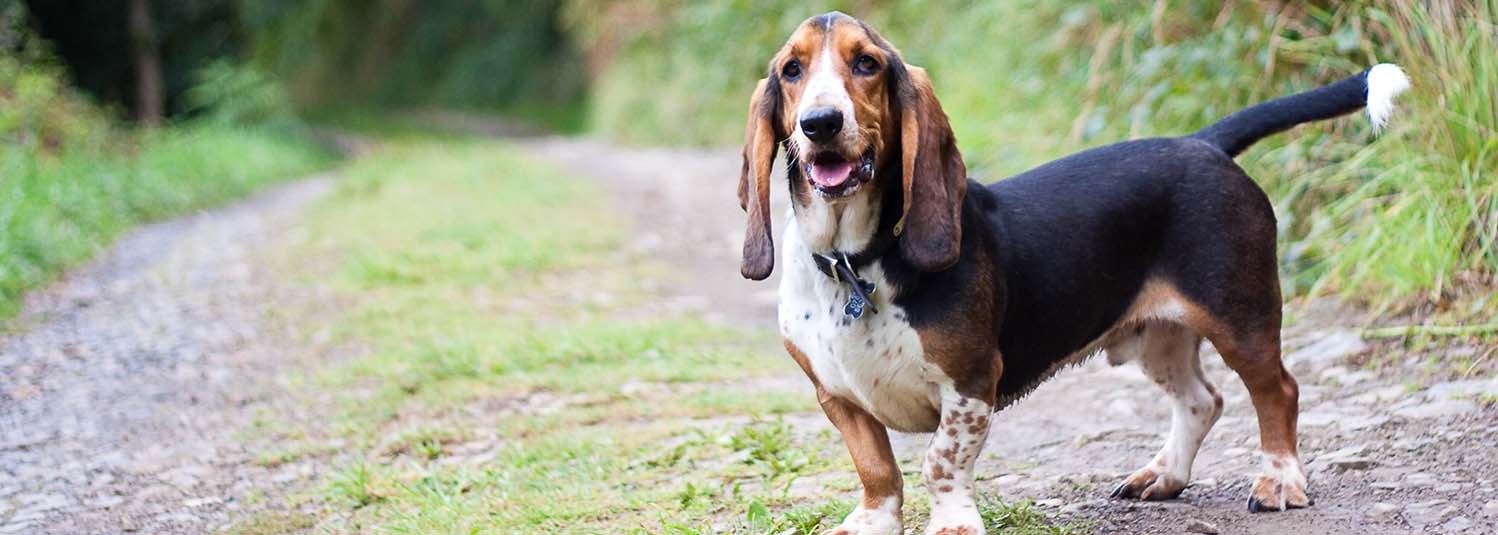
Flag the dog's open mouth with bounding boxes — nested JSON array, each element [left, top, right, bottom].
[[805, 149, 875, 197]]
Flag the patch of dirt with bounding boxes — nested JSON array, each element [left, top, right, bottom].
[[521, 136, 1498, 534], [0, 178, 339, 535]]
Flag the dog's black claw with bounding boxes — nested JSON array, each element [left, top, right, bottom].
[[1247, 496, 1282, 513], [1142, 485, 1185, 501], [1109, 482, 1135, 499]]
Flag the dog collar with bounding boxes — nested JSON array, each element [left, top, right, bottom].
[[809, 231, 896, 320], [813, 253, 879, 319]]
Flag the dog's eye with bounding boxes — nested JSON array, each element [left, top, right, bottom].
[[853, 55, 879, 76], [782, 60, 802, 80]]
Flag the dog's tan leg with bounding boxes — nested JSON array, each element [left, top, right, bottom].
[[1216, 330, 1310, 512], [785, 340, 903, 535], [923, 384, 992, 535], [1109, 323, 1222, 501], [819, 391, 904, 535]]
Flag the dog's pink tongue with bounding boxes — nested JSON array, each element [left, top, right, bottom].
[[809, 162, 855, 187]]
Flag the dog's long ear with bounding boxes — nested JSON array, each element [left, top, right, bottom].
[[891, 64, 966, 272], [739, 77, 780, 280]]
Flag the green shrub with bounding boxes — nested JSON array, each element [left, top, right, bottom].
[[184, 60, 303, 130]]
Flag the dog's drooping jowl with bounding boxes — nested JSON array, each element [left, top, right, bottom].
[[735, 11, 1409, 535]]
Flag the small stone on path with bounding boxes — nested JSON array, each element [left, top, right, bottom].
[[1329, 457, 1373, 470], [1184, 518, 1219, 534], [1368, 502, 1399, 519], [1394, 399, 1479, 419], [1441, 516, 1472, 532], [1405, 472, 1439, 488]]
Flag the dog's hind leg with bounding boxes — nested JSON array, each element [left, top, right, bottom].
[[1108, 322, 1222, 501], [1211, 326, 1310, 512]]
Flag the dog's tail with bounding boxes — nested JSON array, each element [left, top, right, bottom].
[[1191, 63, 1410, 157]]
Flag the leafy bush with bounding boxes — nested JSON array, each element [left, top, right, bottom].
[[0, 3, 113, 156], [184, 60, 302, 130]]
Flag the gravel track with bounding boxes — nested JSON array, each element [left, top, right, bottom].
[[0, 177, 335, 535]]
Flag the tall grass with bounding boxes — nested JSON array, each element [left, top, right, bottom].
[[0, 127, 331, 317], [571, 0, 1496, 311]]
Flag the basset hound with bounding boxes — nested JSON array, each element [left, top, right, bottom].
[[736, 11, 1409, 535]]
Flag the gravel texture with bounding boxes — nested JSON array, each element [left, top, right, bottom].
[[0, 177, 335, 535]]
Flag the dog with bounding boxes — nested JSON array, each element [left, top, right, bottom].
[[735, 11, 1409, 535]]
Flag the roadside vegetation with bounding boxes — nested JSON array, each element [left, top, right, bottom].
[[570, 0, 1496, 313], [0, 13, 330, 318]]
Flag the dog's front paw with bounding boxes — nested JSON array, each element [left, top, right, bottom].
[[1109, 464, 1187, 501], [1246, 455, 1311, 512], [925, 502, 984, 535], [824, 499, 902, 535], [925, 523, 983, 535]]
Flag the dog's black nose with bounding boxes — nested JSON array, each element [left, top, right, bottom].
[[799, 107, 843, 142]]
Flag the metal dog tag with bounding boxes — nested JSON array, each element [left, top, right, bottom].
[[843, 280, 877, 319]]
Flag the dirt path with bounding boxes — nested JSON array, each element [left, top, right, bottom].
[[521, 136, 1498, 534], [0, 178, 337, 535]]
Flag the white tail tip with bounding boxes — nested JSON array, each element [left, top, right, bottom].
[[1366, 63, 1410, 133]]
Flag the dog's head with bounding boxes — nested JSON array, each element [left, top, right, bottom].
[[738, 11, 966, 280]]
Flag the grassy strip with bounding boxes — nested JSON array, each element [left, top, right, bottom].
[[245, 135, 1081, 533], [1364, 323, 1498, 339], [571, 1, 1496, 309], [0, 125, 331, 318]]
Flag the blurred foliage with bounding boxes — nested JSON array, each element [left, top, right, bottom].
[[0, 3, 330, 318], [0, 1, 113, 154], [569, 0, 1496, 312], [4, 0, 1491, 312], [22, 0, 248, 118], [184, 60, 301, 130], [18, 0, 584, 127], [241, 0, 585, 127]]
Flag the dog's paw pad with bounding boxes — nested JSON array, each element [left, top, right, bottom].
[[1110, 467, 1185, 501], [1247, 473, 1312, 513]]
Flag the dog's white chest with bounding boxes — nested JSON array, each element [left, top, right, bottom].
[[778, 221, 942, 432]]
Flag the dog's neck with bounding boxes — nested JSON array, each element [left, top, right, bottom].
[[792, 181, 884, 255]]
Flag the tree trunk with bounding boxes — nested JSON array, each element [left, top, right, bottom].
[[128, 0, 162, 127]]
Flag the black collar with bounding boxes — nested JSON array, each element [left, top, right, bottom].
[[809, 229, 898, 319]]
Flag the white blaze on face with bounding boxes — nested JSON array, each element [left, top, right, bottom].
[[793, 33, 856, 155]]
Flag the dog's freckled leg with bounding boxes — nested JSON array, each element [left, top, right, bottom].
[[924, 385, 990, 535], [1112, 324, 1219, 502]]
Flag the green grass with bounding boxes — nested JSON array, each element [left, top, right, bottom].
[[573, 0, 1496, 311], [215, 511, 319, 535], [0, 125, 331, 318], [237, 133, 1078, 533]]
